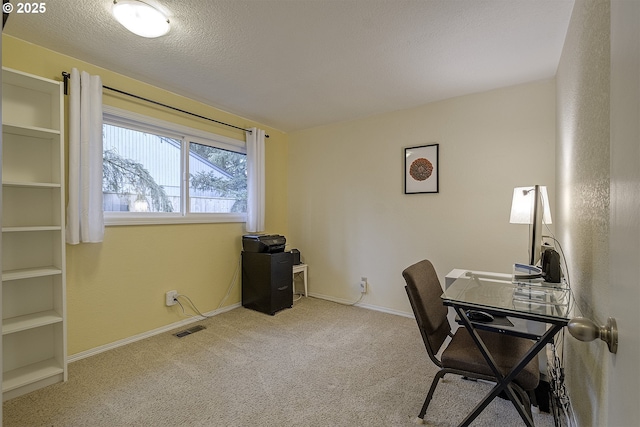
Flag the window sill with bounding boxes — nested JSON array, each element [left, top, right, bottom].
[[104, 213, 246, 226]]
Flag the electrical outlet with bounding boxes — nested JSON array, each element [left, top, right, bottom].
[[166, 290, 178, 306], [360, 277, 368, 293]]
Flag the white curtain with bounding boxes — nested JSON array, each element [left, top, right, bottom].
[[245, 127, 265, 232], [66, 68, 104, 244]]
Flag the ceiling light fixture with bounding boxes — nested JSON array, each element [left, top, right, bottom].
[[112, 0, 170, 38]]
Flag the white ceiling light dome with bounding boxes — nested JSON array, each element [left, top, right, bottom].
[[112, 0, 170, 38]]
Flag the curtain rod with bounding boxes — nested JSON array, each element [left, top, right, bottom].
[[61, 71, 269, 138]]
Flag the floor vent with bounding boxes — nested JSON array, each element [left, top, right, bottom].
[[174, 325, 206, 338]]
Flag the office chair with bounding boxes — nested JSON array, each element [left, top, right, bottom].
[[402, 260, 540, 424]]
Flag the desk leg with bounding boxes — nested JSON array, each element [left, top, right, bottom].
[[452, 306, 515, 426], [453, 307, 563, 427]]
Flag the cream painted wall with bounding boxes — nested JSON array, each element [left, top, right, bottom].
[[2, 35, 289, 355], [288, 80, 556, 314], [556, 1, 611, 426]]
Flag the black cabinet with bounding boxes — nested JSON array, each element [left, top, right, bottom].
[[241, 251, 293, 315]]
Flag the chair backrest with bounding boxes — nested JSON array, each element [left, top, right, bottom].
[[402, 260, 451, 367]]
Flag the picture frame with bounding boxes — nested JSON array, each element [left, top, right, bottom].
[[404, 143, 439, 194]]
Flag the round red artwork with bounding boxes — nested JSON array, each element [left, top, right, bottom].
[[409, 158, 433, 181]]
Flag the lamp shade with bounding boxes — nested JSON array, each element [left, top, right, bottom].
[[509, 186, 552, 224], [112, 0, 170, 38]]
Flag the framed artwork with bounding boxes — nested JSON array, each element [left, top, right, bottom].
[[404, 143, 439, 194]]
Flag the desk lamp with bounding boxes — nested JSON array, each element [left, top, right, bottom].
[[510, 185, 552, 266]]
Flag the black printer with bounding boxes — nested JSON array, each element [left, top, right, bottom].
[[242, 234, 286, 253]]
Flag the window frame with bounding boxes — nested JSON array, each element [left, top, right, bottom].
[[103, 106, 247, 226]]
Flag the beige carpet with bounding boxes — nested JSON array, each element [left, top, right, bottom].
[[3, 297, 555, 426]]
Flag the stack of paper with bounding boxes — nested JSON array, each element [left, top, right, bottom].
[[512, 263, 543, 282]]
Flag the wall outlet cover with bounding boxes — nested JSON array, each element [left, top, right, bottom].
[[166, 290, 178, 306]]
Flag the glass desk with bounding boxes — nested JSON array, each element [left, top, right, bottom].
[[441, 273, 570, 427]]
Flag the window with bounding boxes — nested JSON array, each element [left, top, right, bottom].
[[103, 124, 182, 213], [189, 142, 247, 214], [102, 106, 247, 225]]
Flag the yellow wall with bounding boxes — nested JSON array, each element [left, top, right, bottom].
[[2, 35, 289, 355]]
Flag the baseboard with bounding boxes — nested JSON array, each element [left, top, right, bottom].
[[68, 303, 241, 363], [69, 295, 413, 363], [356, 300, 415, 318], [308, 292, 414, 318]]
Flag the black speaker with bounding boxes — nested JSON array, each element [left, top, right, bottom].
[[291, 249, 301, 265], [541, 248, 561, 283]]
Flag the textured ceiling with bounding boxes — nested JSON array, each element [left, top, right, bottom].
[[3, 0, 575, 132]]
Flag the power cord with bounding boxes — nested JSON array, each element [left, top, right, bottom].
[[549, 337, 575, 427], [173, 252, 311, 318], [175, 293, 215, 319], [169, 254, 242, 320], [217, 254, 241, 310], [543, 232, 572, 291], [172, 247, 363, 315], [542, 229, 577, 427], [543, 232, 581, 317], [347, 292, 365, 306]]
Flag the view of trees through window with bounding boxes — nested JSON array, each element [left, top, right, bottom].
[[103, 147, 175, 212], [189, 142, 247, 213], [102, 123, 247, 214]]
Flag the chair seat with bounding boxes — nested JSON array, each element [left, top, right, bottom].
[[442, 328, 540, 390]]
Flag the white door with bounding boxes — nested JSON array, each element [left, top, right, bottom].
[[607, 1, 640, 426], [0, 25, 3, 427]]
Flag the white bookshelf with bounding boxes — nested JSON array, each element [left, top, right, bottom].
[[2, 67, 67, 401]]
